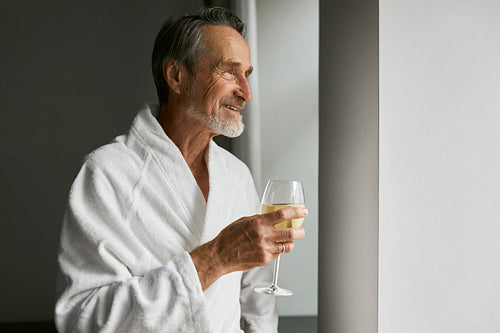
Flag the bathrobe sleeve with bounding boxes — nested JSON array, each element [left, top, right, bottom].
[[55, 158, 211, 333]]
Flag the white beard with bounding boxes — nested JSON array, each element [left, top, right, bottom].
[[187, 105, 245, 138]]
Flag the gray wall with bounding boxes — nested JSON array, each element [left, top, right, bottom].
[[318, 0, 379, 331], [0, 0, 201, 322]]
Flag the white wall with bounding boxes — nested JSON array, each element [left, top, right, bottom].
[[256, 0, 319, 316], [379, 1, 500, 332]]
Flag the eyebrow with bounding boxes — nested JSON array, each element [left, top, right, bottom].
[[213, 59, 254, 76]]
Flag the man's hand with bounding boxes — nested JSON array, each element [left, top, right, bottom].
[[190, 206, 308, 290]]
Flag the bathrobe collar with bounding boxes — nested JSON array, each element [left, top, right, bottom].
[[130, 105, 229, 244]]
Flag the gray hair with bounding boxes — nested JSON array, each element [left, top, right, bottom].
[[152, 7, 245, 105]]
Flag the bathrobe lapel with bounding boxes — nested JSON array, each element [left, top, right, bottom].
[[201, 142, 226, 244], [200, 141, 245, 244], [133, 107, 244, 247], [131, 108, 207, 245]]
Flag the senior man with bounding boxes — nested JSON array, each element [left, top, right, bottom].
[[55, 7, 307, 333]]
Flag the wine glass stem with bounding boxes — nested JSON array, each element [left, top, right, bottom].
[[271, 254, 282, 288]]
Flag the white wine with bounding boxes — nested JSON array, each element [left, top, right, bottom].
[[261, 204, 306, 229]]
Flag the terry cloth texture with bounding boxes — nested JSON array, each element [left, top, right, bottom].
[[55, 105, 277, 332]]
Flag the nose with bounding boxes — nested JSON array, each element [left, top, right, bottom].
[[236, 76, 253, 102]]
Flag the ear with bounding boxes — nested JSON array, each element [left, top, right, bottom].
[[162, 59, 185, 95]]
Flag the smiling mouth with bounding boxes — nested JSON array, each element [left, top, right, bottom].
[[223, 104, 241, 112]]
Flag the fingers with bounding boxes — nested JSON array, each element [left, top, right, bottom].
[[271, 227, 305, 242], [204, 210, 308, 276], [262, 206, 308, 226]]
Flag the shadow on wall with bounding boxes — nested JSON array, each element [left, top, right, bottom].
[[0, 0, 201, 324], [0, 321, 56, 333]]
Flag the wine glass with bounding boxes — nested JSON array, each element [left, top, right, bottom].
[[254, 179, 305, 296]]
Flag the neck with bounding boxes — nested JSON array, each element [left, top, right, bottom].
[[156, 101, 216, 202], [157, 103, 216, 166]]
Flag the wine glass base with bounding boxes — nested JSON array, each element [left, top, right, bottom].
[[254, 285, 293, 296]]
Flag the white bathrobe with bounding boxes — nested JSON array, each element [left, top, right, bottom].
[[55, 105, 277, 332]]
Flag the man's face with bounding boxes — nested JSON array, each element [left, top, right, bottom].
[[186, 25, 253, 138]]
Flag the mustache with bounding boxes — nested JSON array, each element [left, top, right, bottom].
[[220, 96, 246, 109]]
